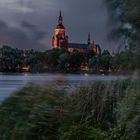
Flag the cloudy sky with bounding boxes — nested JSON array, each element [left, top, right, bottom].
[[0, 0, 117, 51]]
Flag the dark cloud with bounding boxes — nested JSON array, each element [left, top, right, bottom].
[[0, 0, 118, 51], [0, 20, 7, 29], [21, 21, 36, 31], [21, 21, 47, 41], [0, 20, 48, 50], [0, 21, 28, 49]]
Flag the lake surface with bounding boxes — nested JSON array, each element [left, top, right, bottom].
[[0, 73, 128, 102]]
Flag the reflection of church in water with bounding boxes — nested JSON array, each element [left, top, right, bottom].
[[52, 11, 101, 55]]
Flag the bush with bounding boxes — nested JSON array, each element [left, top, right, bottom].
[[61, 124, 108, 140]]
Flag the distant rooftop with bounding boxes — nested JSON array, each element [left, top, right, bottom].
[[68, 43, 90, 49]]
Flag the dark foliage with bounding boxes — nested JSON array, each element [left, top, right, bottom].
[[0, 79, 139, 140]]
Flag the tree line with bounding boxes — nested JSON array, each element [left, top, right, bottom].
[[0, 45, 113, 73]]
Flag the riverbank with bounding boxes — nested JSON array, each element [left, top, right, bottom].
[[0, 79, 139, 140]]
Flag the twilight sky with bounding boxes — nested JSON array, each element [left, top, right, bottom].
[[0, 0, 117, 51]]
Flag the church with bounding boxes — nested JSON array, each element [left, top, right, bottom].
[[52, 11, 101, 55]]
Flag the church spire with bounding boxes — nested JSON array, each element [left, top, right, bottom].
[[60, 10, 62, 17], [58, 10, 63, 24], [87, 32, 91, 45]]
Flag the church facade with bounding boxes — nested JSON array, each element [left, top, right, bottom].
[[52, 11, 101, 55]]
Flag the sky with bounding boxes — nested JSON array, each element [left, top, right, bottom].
[[0, 0, 117, 51]]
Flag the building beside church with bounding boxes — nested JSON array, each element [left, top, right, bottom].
[[52, 11, 101, 55]]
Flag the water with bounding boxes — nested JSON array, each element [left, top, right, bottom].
[[0, 73, 127, 101]]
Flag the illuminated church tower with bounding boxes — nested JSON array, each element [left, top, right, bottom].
[[52, 11, 101, 55], [52, 11, 68, 48]]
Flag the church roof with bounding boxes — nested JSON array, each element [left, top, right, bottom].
[[56, 23, 65, 29], [68, 43, 90, 49]]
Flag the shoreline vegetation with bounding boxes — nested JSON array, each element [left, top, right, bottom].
[[0, 79, 139, 140], [0, 46, 139, 75], [0, 45, 113, 74]]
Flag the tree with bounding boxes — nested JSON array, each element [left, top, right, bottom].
[[101, 50, 112, 70], [88, 55, 101, 72], [44, 48, 68, 71], [0, 46, 24, 72], [58, 53, 69, 72], [106, 0, 140, 51], [88, 56, 97, 68], [68, 51, 84, 71]]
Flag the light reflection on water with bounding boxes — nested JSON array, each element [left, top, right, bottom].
[[0, 73, 128, 101]]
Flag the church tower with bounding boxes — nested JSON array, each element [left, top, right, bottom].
[[52, 11, 68, 48]]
